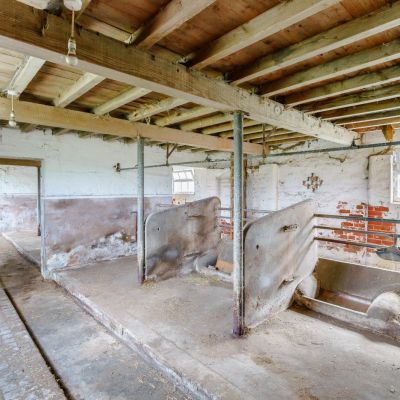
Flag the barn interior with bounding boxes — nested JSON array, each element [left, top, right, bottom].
[[1, 0, 400, 399]]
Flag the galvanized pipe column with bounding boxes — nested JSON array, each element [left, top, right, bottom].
[[137, 137, 145, 284], [37, 166, 42, 237], [232, 111, 245, 336]]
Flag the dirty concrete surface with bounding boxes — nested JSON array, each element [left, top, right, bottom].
[[0, 237, 190, 400], [54, 255, 400, 400]]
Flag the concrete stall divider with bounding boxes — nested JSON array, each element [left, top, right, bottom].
[[244, 199, 317, 328], [145, 197, 221, 281]]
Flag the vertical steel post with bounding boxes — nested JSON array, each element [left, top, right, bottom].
[[137, 137, 145, 284], [37, 166, 41, 237], [232, 111, 245, 336]]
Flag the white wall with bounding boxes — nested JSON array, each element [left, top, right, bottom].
[[0, 128, 206, 199], [0, 165, 37, 195]]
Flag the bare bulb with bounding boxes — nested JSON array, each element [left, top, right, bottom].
[[8, 110, 17, 128], [65, 37, 78, 66]]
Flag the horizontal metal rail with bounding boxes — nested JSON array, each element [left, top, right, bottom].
[[315, 213, 400, 224], [314, 225, 399, 239], [315, 237, 385, 249]]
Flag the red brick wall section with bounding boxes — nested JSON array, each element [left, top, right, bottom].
[[331, 202, 395, 254]]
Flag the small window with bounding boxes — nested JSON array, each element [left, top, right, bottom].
[[173, 168, 195, 194]]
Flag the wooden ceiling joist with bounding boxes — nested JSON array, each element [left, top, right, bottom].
[[232, 2, 400, 85], [0, 97, 263, 155], [135, 0, 216, 50], [189, 0, 339, 70], [54, 72, 104, 108], [260, 39, 400, 96], [0, 1, 355, 145], [337, 109, 400, 126], [321, 99, 400, 121], [8, 55, 44, 94], [154, 106, 216, 127], [304, 83, 400, 113], [92, 87, 152, 116], [284, 65, 400, 107], [180, 113, 232, 131], [128, 98, 189, 122]]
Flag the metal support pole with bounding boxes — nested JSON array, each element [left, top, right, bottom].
[[37, 166, 41, 237], [232, 111, 245, 336], [137, 137, 145, 284]]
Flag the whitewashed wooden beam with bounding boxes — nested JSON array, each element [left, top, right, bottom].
[[128, 98, 189, 122], [93, 87, 151, 115], [54, 72, 104, 107], [8, 55, 45, 94], [154, 106, 216, 126]]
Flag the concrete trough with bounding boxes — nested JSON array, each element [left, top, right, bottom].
[[296, 258, 400, 341]]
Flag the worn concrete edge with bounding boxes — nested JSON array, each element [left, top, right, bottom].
[[51, 272, 247, 400], [0, 288, 67, 399], [2, 233, 40, 268]]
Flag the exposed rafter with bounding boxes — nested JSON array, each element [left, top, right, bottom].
[[54, 72, 104, 108], [135, 0, 216, 50], [154, 106, 216, 127], [0, 97, 264, 155], [321, 99, 400, 121], [0, 1, 356, 145], [232, 2, 400, 84], [189, 0, 339, 70], [260, 39, 400, 96], [303, 84, 400, 113], [283, 65, 400, 107], [92, 87, 151, 116], [128, 98, 189, 122], [8, 55, 44, 94]]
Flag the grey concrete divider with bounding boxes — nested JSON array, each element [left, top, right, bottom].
[[145, 197, 221, 281], [244, 199, 317, 328]]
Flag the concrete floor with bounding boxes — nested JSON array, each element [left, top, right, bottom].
[[0, 237, 190, 400], [3, 230, 41, 266], [52, 256, 400, 400]]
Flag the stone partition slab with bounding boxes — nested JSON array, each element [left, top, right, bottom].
[[145, 197, 221, 281], [244, 199, 317, 328], [44, 196, 168, 272]]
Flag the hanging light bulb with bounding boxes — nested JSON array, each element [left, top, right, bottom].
[[7, 89, 18, 129], [65, 9, 78, 66]]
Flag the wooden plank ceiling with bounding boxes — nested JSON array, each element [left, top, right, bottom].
[[0, 0, 399, 152]]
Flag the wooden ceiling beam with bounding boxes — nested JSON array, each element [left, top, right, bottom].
[[8, 55, 45, 94], [232, 2, 400, 85], [54, 72, 104, 108], [0, 1, 355, 145], [260, 39, 400, 96], [189, 0, 339, 70], [127, 98, 189, 122], [346, 117, 400, 130], [303, 83, 400, 113], [180, 113, 231, 131], [337, 110, 400, 126], [154, 106, 216, 126], [320, 99, 400, 121], [135, 0, 216, 50], [92, 87, 151, 115], [202, 119, 261, 135], [0, 97, 263, 155], [283, 65, 400, 107]]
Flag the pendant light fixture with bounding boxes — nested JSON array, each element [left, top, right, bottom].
[[65, 8, 78, 66], [7, 89, 18, 129]]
